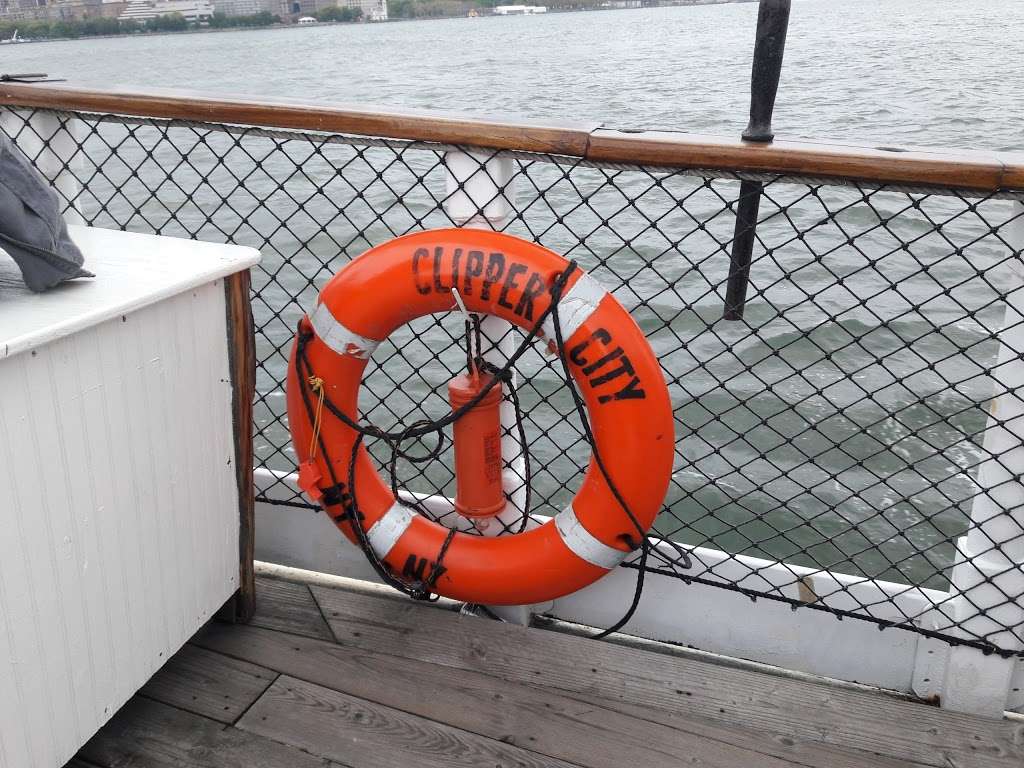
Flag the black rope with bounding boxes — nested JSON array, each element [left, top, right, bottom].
[[387, 419, 445, 519], [546, 278, 692, 639], [294, 261, 679, 630], [294, 262, 580, 601], [293, 345, 417, 597]]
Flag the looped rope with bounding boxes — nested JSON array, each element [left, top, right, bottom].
[[293, 262, 581, 601], [294, 259, 686, 632], [388, 419, 446, 520]]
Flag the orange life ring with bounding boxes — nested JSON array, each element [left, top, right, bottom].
[[286, 228, 673, 605]]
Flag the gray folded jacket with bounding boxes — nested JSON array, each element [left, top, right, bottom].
[[0, 133, 92, 292]]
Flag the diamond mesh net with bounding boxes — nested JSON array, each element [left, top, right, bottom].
[[3, 106, 1023, 656]]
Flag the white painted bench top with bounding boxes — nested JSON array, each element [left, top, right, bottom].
[[0, 226, 260, 360]]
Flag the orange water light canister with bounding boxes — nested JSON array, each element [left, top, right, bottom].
[[448, 373, 506, 520]]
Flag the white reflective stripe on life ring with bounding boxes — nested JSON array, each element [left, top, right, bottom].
[[554, 504, 628, 570], [366, 501, 415, 558], [541, 271, 607, 344], [310, 302, 380, 359]]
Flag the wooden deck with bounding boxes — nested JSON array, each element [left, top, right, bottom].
[[68, 575, 1024, 768]]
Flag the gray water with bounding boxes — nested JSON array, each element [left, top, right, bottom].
[[6, 0, 1024, 150], [5, 0, 1023, 589]]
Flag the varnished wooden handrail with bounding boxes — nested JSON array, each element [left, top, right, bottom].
[[1, 82, 1022, 192], [0, 83, 597, 157], [586, 129, 1021, 192]]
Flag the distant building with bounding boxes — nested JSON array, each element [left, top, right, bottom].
[[339, 0, 384, 20], [0, 0, 130, 20], [47, 0, 100, 20], [279, 0, 384, 21], [117, 0, 213, 21], [492, 5, 547, 14], [211, 0, 274, 15], [96, 0, 129, 16], [0, 0, 51, 22]]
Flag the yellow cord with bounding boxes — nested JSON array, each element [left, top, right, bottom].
[[308, 376, 325, 458]]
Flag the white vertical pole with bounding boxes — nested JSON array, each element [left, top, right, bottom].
[[443, 148, 540, 624], [0, 109, 84, 225], [443, 149, 527, 529], [941, 201, 1024, 717]]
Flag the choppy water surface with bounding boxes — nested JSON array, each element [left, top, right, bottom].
[[8, 0, 1024, 150], [6, 0, 1023, 588]]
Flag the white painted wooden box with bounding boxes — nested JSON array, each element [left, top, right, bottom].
[[0, 226, 260, 768]]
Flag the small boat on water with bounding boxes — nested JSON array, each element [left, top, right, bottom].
[[0, 1, 1022, 767], [0, 29, 31, 44]]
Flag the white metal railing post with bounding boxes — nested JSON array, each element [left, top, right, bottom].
[[443, 149, 541, 623], [442, 148, 526, 528], [940, 201, 1024, 716], [0, 108, 83, 225]]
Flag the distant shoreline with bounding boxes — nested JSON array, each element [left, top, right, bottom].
[[2, 1, 754, 45]]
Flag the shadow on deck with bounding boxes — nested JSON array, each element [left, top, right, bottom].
[[69, 575, 1024, 768]]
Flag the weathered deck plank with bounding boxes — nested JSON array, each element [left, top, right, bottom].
[[138, 642, 276, 723], [72, 577, 1024, 768], [308, 583, 1024, 768], [238, 675, 582, 768], [77, 696, 341, 767], [195, 621, 916, 768], [250, 575, 334, 641]]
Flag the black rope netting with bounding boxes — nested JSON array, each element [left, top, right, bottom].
[[4, 106, 1024, 656]]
